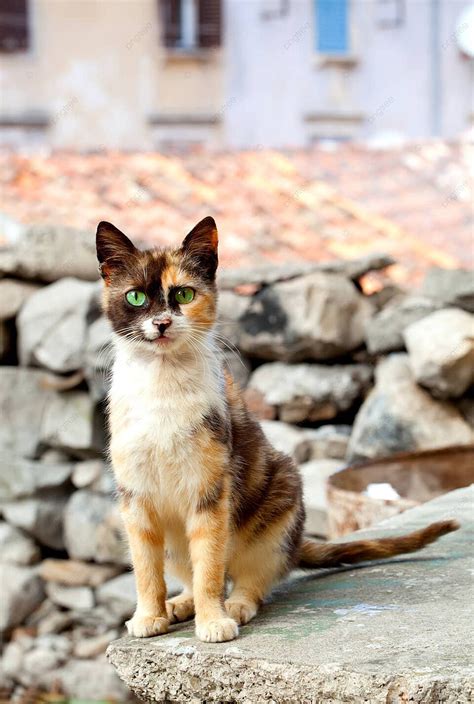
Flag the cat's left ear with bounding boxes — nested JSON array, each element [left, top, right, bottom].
[[181, 216, 218, 280]]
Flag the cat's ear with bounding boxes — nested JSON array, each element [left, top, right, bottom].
[[181, 216, 218, 280], [96, 221, 137, 279]]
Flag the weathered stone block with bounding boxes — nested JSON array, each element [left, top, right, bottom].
[[219, 273, 373, 362], [404, 308, 474, 399], [17, 277, 97, 373], [0, 564, 45, 633], [0, 223, 99, 283], [347, 354, 473, 462], [249, 362, 372, 423]]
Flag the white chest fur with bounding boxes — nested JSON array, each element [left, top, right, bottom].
[[108, 339, 225, 507]]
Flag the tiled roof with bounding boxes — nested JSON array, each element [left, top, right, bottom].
[[0, 137, 472, 289]]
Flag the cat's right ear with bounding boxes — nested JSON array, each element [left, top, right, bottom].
[[96, 221, 137, 280]]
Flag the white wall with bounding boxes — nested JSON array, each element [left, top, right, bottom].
[[224, 0, 473, 147], [0, 0, 223, 150], [0, 0, 472, 150]]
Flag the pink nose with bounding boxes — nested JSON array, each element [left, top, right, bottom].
[[153, 317, 172, 335]]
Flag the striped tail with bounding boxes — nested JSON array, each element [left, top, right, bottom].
[[298, 519, 459, 568]]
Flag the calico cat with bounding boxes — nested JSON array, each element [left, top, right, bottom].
[[96, 216, 459, 643]]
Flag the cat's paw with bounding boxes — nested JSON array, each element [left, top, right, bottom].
[[166, 595, 195, 623], [225, 599, 258, 625], [195, 617, 238, 643], [126, 614, 169, 638]]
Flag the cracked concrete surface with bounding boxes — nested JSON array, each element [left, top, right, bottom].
[[108, 485, 474, 703]]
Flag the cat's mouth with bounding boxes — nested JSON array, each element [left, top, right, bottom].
[[141, 331, 178, 349], [153, 335, 172, 346]]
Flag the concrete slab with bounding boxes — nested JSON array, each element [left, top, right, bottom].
[[107, 486, 474, 703]]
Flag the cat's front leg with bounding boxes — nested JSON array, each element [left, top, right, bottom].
[[188, 479, 238, 643], [120, 493, 169, 638]]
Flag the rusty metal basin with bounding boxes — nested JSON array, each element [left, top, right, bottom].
[[327, 445, 474, 538]]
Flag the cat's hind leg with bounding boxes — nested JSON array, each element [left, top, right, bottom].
[[226, 516, 296, 626], [165, 544, 195, 623], [166, 591, 195, 623]]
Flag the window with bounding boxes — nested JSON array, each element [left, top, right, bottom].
[[0, 0, 29, 52], [315, 0, 349, 54], [161, 0, 221, 51], [376, 0, 405, 29]]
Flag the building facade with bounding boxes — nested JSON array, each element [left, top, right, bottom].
[[0, 0, 472, 151]]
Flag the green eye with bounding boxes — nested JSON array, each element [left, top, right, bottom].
[[126, 290, 147, 307], [175, 287, 195, 304]]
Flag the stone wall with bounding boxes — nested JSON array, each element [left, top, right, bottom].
[[0, 224, 473, 700]]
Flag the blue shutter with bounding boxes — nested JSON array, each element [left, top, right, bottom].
[[316, 0, 348, 54]]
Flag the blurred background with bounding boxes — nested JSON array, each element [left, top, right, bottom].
[[0, 1, 473, 703]]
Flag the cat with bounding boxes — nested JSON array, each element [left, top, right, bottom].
[[96, 216, 459, 643]]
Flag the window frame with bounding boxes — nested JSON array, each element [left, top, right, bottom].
[[161, 0, 222, 54], [0, 0, 30, 54]]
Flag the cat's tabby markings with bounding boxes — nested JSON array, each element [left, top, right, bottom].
[[96, 216, 459, 643]]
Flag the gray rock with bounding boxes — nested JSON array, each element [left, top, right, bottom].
[[17, 277, 97, 372], [90, 464, 117, 494], [366, 295, 442, 354], [347, 354, 474, 462], [366, 284, 405, 312], [2, 490, 68, 549], [35, 632, 73, 656], [0, 223, 99, 283], [300, 458, 344, 536], [40, 448, 71, 463], [222, 272, 373, 362], [39, 390, 100, 456], [24, 599, 75, 636], [217, 290, 250, 346], [1, 640, 25, 679], [259, 420, 311, 463], [36, 607, 75, 636], [404, 308, 474, 399], [0, 564, 45, 633], [64, 490, 128, 565], [0, 522, 40, 565], [18, 645, 67, 687], [39, 657, 129, 701], [73, 629, 119, 658], [249, 362, 373, 423], [71, 459, 104, 488], [45, 583, 95, 611], [84, 314, 114, 401], [96, 502, 129, 565], [223, 350, 252, 388], [0, 369, 98, 460], [96, 573, 137, 621], [0, 453, 72, 501], [70, 604, 125, 629], [39, 558, 120, 587], [302, 425, 352, 460], [97, 572, 182, 621], [0, 367, 57, 458], [23, 597, 57, 627], [217, 253, 395, 289], [421, 266, 474, 313], [0, 278, 41, 320]]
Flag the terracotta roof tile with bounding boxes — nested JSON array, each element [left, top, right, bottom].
[[0, 138, 471, 288]]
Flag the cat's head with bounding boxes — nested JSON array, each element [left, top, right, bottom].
[[96, 216, 218, 355]]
